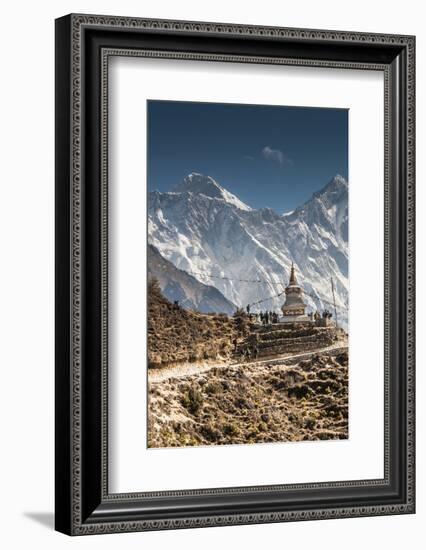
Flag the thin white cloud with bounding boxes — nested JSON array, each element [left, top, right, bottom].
[[261, 146, 293, 165]]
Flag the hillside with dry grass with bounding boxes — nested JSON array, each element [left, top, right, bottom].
[[148, 350, 349, 448], [147, 279, 349, 448], [148, 278, 241, 368]]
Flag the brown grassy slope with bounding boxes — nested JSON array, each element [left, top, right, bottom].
[[148, 278, 238, 368], [148, 350, 348, 448]]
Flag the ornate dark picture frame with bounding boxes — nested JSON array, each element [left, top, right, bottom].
[[55, 14, 415, 535]]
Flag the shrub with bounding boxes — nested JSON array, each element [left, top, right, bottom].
[[222, 423, 240, 437], [181, 386, 204, 415], [201, 423, 222, 442], [205, 382, 222, 395]]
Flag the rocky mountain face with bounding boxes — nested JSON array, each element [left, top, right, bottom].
[[148, 173, 349, 328], [148, 244, 236, 315]]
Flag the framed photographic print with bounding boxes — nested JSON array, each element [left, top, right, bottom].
[[55, 14, 415, 535]]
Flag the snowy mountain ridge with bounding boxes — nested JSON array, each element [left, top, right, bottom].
[[173, 173, 252, 212], [148, 173, 349, 329]]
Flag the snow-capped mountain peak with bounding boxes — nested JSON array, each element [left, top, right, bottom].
[[313, 174, 348, 202], [286, 174, 347, 231], [173, 173, 252, 211], [149, 173, 349, 329]]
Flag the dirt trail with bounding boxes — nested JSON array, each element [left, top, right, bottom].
[[148, 344, 348, 383]]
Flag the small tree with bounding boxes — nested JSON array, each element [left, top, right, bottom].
[[148, 276, 161, 295], [233, 308, 249, 336]]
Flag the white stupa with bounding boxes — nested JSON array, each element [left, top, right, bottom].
[[281, 263, 310, 323]]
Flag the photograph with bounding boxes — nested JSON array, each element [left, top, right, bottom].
[[147, 100, 349, 448]]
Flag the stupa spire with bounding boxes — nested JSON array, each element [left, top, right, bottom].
[[289, 262, 297, 285]]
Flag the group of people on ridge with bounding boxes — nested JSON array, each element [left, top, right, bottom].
[[258, 310, 279, 324], [245, 304, 279, 325]]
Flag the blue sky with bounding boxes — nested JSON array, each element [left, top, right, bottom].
[[147, 100, 348, 212]]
